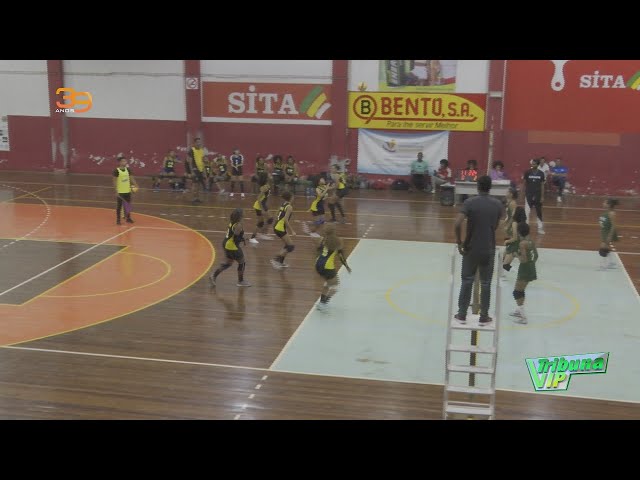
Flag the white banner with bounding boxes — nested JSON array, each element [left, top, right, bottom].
[[357, 129, 448, 175], [0, 115, 9, 151]]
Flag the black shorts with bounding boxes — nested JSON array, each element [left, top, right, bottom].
[[193, 170, 205, 183], [223, 247, 244, 262], [275, 229, 287, 238], [316, 266, 337, 280], [232, 166, 243, 176], [337, 188, 349, 198], [312, 205, 325, 216], [255, 209, 263, 217]]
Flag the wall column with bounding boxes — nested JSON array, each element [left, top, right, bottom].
[[47, 60, 67, 172], [330, 60, 349, 160], [184, 60, 202, 146], [485, 60, 507, 173]]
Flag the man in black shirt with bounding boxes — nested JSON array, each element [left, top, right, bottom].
[[523, 158, 546, 234], [454, 175, 504, 325]]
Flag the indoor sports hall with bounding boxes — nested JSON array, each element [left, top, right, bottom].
[[1, 60, 639, 419]]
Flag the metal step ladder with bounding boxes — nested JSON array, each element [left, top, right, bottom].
[[443, 252, 501, 420]]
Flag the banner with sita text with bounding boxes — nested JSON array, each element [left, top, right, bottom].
[[348, 92, 485, 131]]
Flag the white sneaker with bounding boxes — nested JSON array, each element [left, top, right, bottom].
[[237, 280, 252, 287], [230, 193, 234, 197], [257, 233, 273, 241], [509, 310, 522, 317], [249, 237, 259, 245], [280, 262, 290, 268], [513, 316, 528, 324], [316, 302, 329, 311], [309, 232, 321, 238], [301, 222, 311, 235], [557, 196, 562, 203], [241, 193, 245, 198], [270, 259, 283, 270]]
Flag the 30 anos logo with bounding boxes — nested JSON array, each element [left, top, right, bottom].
[[55, 87, 93, 113]]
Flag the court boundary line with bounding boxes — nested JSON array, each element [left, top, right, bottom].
[[16, 196, 640, 226], [268, 238, 366, 370], [2, 178, 640, 211], [0, 227, 135, 298], [615, 252, 640, 305], [2, 344, 639, 406]]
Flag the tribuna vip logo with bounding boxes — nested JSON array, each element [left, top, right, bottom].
[[525, 352, 609, 391]]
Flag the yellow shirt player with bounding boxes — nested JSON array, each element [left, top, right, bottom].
[[249, 177, 275, 244], [271, 191, 296, 269], [209, 208, 251, 287], [112, 155, 139, 225], [314, 223, 352, 311], [304, 177, 331, 237]]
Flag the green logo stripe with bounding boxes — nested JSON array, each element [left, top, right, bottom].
[[299, 86, 324, 113]]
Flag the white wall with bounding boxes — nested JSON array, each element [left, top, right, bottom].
[[348, 60, 489, 93], [0, 60, 50, 116], [201, 60, 333, 84], [63, 60, 186, 120]]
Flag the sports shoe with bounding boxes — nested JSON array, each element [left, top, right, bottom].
[[557, 196, 562, 203], [454, 313, 466, 324], [538, 228, 546, 235], [270, 259, 283, 270], [479, 316, 493, 325], [249, 237, 259, 245], [280, 262, 290, 268], [126, 217, 134, 224], [241, 193, 245, 198], [230, 193, 234, 197], [237, 280, 251, 287], [513, 316, 528, 324], [309, 232, 321, 238], [509, 310, 522, 317], [301, 222, 311, 235], [316, 301, 329, 311]]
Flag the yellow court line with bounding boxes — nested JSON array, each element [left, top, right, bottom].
[[0, 246, 130, 307], [4, 206, 216, 347], [18, 196, 640, 227], [0, 186, 51, 204], [0, 236, 127, 247], [385, 276, 581, 331], [44, 252, 171, 298]]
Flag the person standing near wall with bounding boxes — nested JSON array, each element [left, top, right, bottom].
[[523, 158, 546, 234], [550, 158, 569, 203], [187, 137, 206, 204], [229, 148, 245, 198], [454, 175, 504, 325]]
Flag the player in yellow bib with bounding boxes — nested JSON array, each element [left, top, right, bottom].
[[303, 177, 332, 238], [271, 191, 296, 269], [314, 223, 352, 311], [112, 155, 139, 225], [327, 164, 348, 223], [249, 177, 274, 245]]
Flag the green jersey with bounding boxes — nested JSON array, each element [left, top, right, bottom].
[[599, 211, 618, 242]]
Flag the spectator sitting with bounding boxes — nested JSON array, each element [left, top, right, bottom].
[[152, 149, 181, 191], [549, 157, 569, 203], [489, 161, 508, 181], [460, 159, 479, 181], [409, 152, 432, 193], [283, 155, 300, 193], [271, 154, 285, 194], [432, 158, 453, 191], [252, 155, 269, 193]]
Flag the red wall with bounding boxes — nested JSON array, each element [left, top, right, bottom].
[[0, 116, 52, 171], [66, 118, 186, 175]]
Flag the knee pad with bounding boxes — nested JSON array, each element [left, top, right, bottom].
[[599, 248, 610, 257], [257, 220, 265, 228], [267, 217, 274, 225], [314, 218, 325, 226], [513, 290, 525, 300], [237, 262, 245, 273], [285, 244, 295, 253]]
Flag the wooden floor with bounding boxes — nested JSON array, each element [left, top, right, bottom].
[[1, 171, 639, 420]]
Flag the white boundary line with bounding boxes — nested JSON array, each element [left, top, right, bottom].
[[0, 227, 134, 298], [615, 252, 640, 305], [268, 238, 367, 369], [3, 344, 638, 405], [0, 184, 51, 249]]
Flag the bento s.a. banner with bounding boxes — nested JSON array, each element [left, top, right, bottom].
[[202, 82, 332, 125], [348, 92, 486, 131]]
